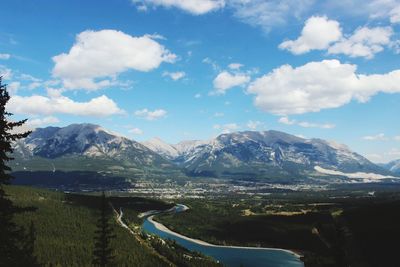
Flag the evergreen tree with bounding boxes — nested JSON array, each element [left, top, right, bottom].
[[92, 192, 115, 267], [0, 77, 31, 194], [0, 77, 38, 266]]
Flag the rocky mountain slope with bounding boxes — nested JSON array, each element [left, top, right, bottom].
[[381, 159, 400, 175], [11, 124, 183, 180], [11, 124, 395, 183], [143, 131, 394, 181]]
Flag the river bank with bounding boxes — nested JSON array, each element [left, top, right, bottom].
[[146, 206, 303, 259]]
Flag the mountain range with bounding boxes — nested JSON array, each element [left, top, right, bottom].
[[143, 130, 395, 182], [11, 124, 183, 181], [11, 123, 398, 184], [380, 159, 400, 175]]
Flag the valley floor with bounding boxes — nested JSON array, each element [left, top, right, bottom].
[[155, 189, 400, 267], [5, 185, 400, 267]]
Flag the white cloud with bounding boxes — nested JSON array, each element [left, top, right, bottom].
[[0, 53, 10, 60], [213, 123, 239, 133], [27, 116, 60, 127], [134, 108, 167, 120], [128, 127, 143, 135], [228, 0, 314, 32], [163, 71, 186, 80], [280, 15, 393, 59], [7, 94, 124, 117], [395, 136, 400, 141], [278, 116, 335, 129], [247, 120, 263, 130], [133, 0, 225, 15], [228, 63, 243, 70], [279, 16, 342, 54], [52, 29, 176, 90], [328, 26, 393, 59], [194, 93, 202, 98], [248, 59, 400, 115], [362, 133, 387, 141], [213, 71, 250, 94], [390, 6, 400, 23], [213, 112, 224, 117]]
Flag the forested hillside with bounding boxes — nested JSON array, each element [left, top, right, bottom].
[[6, 186, 220, 267]]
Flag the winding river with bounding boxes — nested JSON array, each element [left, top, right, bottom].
[[141, 204, 305, 267]]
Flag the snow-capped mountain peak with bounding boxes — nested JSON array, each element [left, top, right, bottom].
[[142, 137, 179, 159]]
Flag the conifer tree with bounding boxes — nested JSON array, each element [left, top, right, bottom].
[[0, 77, 31, 194], [0, 77, 38, 266], [92, 192, 115, 267]]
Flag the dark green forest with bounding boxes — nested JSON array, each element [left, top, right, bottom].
[[157, 193, 400, 267], [5, 185, 223, 267]]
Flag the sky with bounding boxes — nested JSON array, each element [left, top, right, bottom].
[[1, 0, 400, 163]]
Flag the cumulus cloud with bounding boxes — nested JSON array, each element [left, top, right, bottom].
[[328, 26, 393, 59], [163, 71, 186, 80], [395, 136, 400, 141], [27, 116, 60, 127], [278, 116, 335, 129], [7, 94, 124, 117], [280, 15, 393, 58], [213, 123, 239, 133], [247, 59, 400, 115], [0, 53, 10, 60], [134, 108, 167, 120], [52, 29, 176, 90], [133, 0, 225, 15], [128, 127, 143, 135], [279, 16, 342, 54], [213, 71, 250, 94]]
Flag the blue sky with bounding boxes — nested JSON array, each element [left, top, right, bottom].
[[1, 0, 400, 162]]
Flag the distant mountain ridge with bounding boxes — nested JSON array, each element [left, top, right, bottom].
[[12, 123, 182, 180], [10, 124, 396, 183], [143, 130, 395, 181], [381, 159, 400, 175]]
